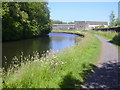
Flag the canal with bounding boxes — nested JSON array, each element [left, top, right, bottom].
[[2, 32, 81, 69]]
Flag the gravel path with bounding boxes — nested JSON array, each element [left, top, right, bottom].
[[83, 34, 119, 89]]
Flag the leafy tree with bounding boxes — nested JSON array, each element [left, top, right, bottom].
[[2, 2, 52, 41], [109, 11, 115, 26], [109, 11, 119, 26], [114, 18, 120, 26]]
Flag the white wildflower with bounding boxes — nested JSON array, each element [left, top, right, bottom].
[[34, 59, 39, 62], [47, 50, 49, 53], [61, 62, 64, 64], [40, 60, 43, 62]]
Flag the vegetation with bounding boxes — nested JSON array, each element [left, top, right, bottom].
[[67, 22, 74, 24], [89, 30, 120, 46], [2, 30, 101, 88], [51, 20, 74, 24], [109, 11, 120, 26], [0, 69, 2, 90], [2, 2, 52, 41], [95, 25, 105, 29], [51, 20, 67, 24]]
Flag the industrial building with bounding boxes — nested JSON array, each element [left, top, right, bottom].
[[52, 21, 108, 30]]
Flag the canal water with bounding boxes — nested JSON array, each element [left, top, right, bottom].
[[2, 32, 81, 69]]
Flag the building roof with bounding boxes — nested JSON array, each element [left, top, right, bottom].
[[86, 21, 108, 25]]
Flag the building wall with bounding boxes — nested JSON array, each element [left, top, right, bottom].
[[52, 24, 75, 30], [89, 25, 108, 29], [75, 21, 108, 30], [75, 21, 89, 30], [52, 21, 108, 30]]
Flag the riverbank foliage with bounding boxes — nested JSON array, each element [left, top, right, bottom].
[[2, 2, 51, 41], [89, 30, 120, 46], [2, 30, 101, 88]]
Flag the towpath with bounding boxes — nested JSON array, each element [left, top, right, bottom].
[[83, 34, 119, 88]]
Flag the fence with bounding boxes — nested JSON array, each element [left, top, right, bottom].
[[93, 26, 120, 32]]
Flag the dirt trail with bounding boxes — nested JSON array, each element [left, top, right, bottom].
[[83, 35, 119, 88]]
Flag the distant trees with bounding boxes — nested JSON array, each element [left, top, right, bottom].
[[67, 22, 74, 24], [51, 20, 74, 24], [51, 20, 66, 24], [109, 11, 120, 26], [2, 2, 52, 41]]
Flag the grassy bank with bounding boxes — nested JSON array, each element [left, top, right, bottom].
[[89, 30, 120, 46], [2, 30, 101, 88], [0, 69, 2, 89]]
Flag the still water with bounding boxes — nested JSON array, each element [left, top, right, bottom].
[[2, 32, 81, 68]]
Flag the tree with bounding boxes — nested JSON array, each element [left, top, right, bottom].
[[2, 2, 52, 41], [114, 18, 120, 26], [109, 11, 116, 26]]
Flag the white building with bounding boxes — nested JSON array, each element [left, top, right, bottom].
[[75, 21, 108, 30], [52, 21, 108, 30]]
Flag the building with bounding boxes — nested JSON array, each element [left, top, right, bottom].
[[52, 24, 75, 30], [52, 21, 108, 30], [75, 21, 108, 30], [75, 21, 89, 30]]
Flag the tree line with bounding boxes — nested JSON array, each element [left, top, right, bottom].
[[51, 20, 74, 24], [2, 2, 52, 41]]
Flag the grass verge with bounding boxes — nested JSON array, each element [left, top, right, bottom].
[[2, 30, 101, 88], [88, 30, 120, 47]]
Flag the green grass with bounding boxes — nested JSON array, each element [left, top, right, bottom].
[[0, 68, 2, 90], [89, 30, 118, 40], [0, 79, 2, 90], [0, 77, 2, 89], [2, 30, 102, 88], [88, 30, 120, 47]]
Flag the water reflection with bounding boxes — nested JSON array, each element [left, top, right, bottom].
[[49, 33, 78, 51], [2, 33, 81, 68]]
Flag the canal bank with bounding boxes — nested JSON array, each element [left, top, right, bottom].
[[3, 32, 81, 70], [2, 30, 101, 88]]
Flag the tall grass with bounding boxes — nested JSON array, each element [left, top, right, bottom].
[[0, 68, 2, 89], [89, 30, 120, 46], [89, 30, 118, 40], [2, 30, 101, 88]]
